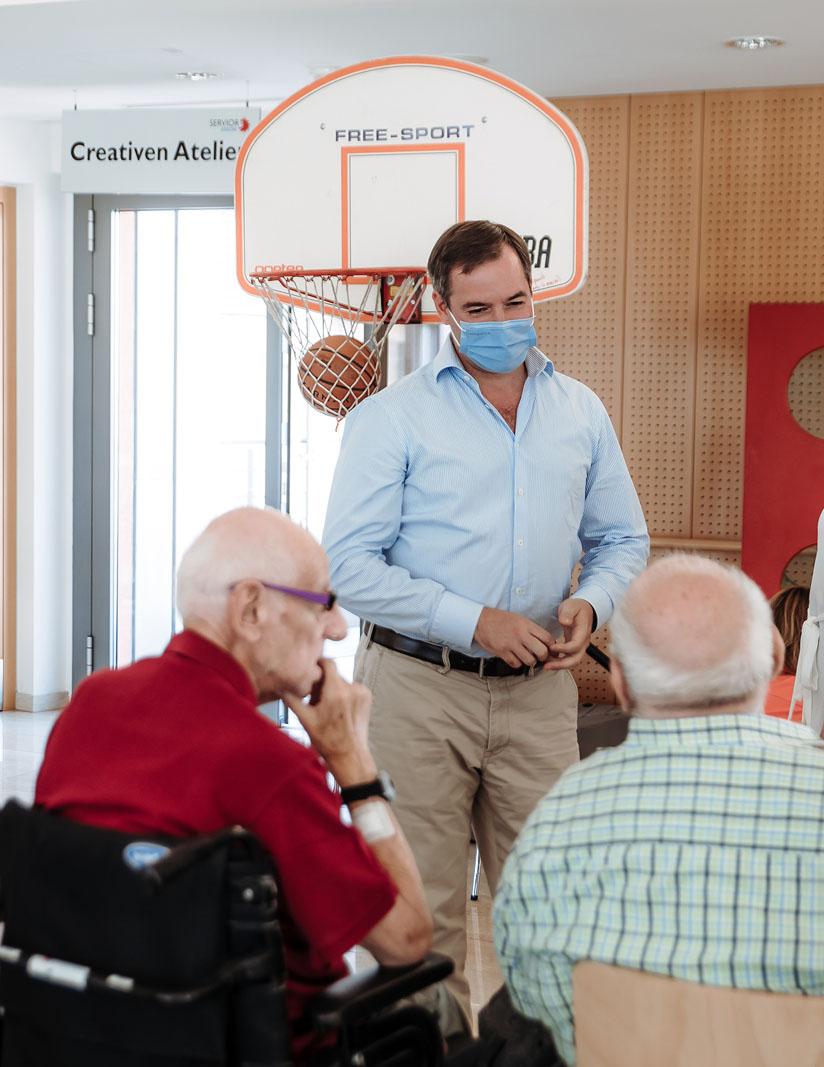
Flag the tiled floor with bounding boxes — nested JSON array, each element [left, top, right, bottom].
[[0, 710, 59, 806]]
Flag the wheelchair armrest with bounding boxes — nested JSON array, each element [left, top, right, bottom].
[[308, 951, 454, 1030]]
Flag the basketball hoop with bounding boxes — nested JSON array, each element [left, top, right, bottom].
[[250, 268, 426, 420]]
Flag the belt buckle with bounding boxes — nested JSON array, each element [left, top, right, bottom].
[[478, 657, 486, 679]]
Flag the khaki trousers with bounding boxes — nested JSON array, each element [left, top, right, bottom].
[[354, 636, 580, 1024]]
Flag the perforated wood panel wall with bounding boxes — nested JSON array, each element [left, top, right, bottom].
[[538, 96, 629, 428], [546, 86, 824, 703], [695, 87, 824, 538], [622, 94, 703, 536], [571, 624, 615, 706]]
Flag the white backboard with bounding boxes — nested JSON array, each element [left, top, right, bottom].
[[236, 55, 588, 322]]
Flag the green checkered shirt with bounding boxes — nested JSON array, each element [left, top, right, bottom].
[[493, 714, 824, 1065]]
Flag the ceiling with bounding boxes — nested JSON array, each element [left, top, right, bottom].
[[0, 0, 823, 121]]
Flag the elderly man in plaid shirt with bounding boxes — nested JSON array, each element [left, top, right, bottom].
[[494, 554, 824, 1065]]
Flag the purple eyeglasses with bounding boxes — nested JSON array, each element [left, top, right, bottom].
[[229, 580, 337, 611]]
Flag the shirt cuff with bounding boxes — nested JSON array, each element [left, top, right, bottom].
[[429, 591, 485, 653], [572, 585, 613, 631]]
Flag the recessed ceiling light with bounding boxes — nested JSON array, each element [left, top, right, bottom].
[[175, 71, 220, 82], [724, 36, 785, 50]]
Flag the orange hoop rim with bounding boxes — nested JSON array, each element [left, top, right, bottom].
[[251, 266, 427, 283]]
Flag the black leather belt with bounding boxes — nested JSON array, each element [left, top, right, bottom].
[[367, 624, 533, 678]]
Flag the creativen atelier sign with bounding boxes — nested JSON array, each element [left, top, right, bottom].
[[61, 108, 261, 194]]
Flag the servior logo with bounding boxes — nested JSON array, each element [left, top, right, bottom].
[[209, 116, 251, 133]]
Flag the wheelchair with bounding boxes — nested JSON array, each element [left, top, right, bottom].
[[0, 801, 481, 1066]]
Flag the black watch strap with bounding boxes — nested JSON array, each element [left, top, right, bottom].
[[340, 771, 395, 806]]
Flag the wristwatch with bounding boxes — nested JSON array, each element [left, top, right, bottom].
[[340, 770, 396, 806]]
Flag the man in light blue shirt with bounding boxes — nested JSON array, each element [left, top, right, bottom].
[[323, 220, 648, 1027]]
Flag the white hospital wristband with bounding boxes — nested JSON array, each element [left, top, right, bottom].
[[351, 801, 396, 844]]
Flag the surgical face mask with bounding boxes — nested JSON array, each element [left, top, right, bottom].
[[446, 307, 537, 374]]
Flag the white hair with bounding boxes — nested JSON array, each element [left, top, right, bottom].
[[176, 508, 297, 626], [610, 554, 775, 709]]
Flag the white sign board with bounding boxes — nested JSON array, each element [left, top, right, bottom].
[[62, 108, 260, 194]]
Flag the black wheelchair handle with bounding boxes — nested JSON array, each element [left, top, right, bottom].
[[585, 643, 611, 671], [141, 825, 252, 888]]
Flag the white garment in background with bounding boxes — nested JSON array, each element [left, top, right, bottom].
[[790, 507, 824, 735]]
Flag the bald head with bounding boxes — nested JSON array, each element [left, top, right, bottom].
[[610, 555, 778, 713], [176, 507, 325, 628]]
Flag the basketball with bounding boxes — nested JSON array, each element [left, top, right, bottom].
[[297, 335, 380, 418]]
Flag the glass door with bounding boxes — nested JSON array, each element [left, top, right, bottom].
[[110, 207, 269, 666], [73, 196, 280, 682]]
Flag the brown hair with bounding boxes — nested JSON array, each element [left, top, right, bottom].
[[769, 585, 810, 674], [427, 220, 532, 304]]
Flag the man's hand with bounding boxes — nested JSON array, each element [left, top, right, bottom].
[[474, 607, 555, 668], [543, 598, 594, 671], [282, 660, 377, 786]]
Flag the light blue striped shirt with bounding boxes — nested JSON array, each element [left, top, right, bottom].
[[322, 339, 649, 655]]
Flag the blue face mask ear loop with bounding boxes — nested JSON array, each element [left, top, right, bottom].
[[444, 304, 462, 342]]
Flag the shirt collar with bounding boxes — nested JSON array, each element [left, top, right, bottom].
[[165, 630, 258, 704], [624, 712, 823, 748], [431, 335, 554, 382]]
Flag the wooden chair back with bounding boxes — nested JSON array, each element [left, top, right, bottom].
[[573, 961, 824, 1067]]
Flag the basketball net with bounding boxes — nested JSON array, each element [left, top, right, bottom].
[[250, 269, 426, 420]]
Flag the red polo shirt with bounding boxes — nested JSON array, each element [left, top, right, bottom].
[[35, 631, 397, 1063]]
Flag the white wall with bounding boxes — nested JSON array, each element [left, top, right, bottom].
[[0, 119, 72, 710]]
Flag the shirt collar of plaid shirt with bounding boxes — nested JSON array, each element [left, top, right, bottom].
[[623, 710, 822, 747]]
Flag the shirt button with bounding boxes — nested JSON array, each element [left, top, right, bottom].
[[515, 587, 525, 596], [517, 538, 524, 546], [517, 488, 525, 497]]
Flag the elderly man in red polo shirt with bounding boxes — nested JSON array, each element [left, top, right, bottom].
[[35, 507, 433, 1064]]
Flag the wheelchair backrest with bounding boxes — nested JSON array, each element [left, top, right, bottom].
[[0, 801, 289, 1065]]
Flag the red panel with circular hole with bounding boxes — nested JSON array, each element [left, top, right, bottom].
[[742, 303, 824, 595]]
